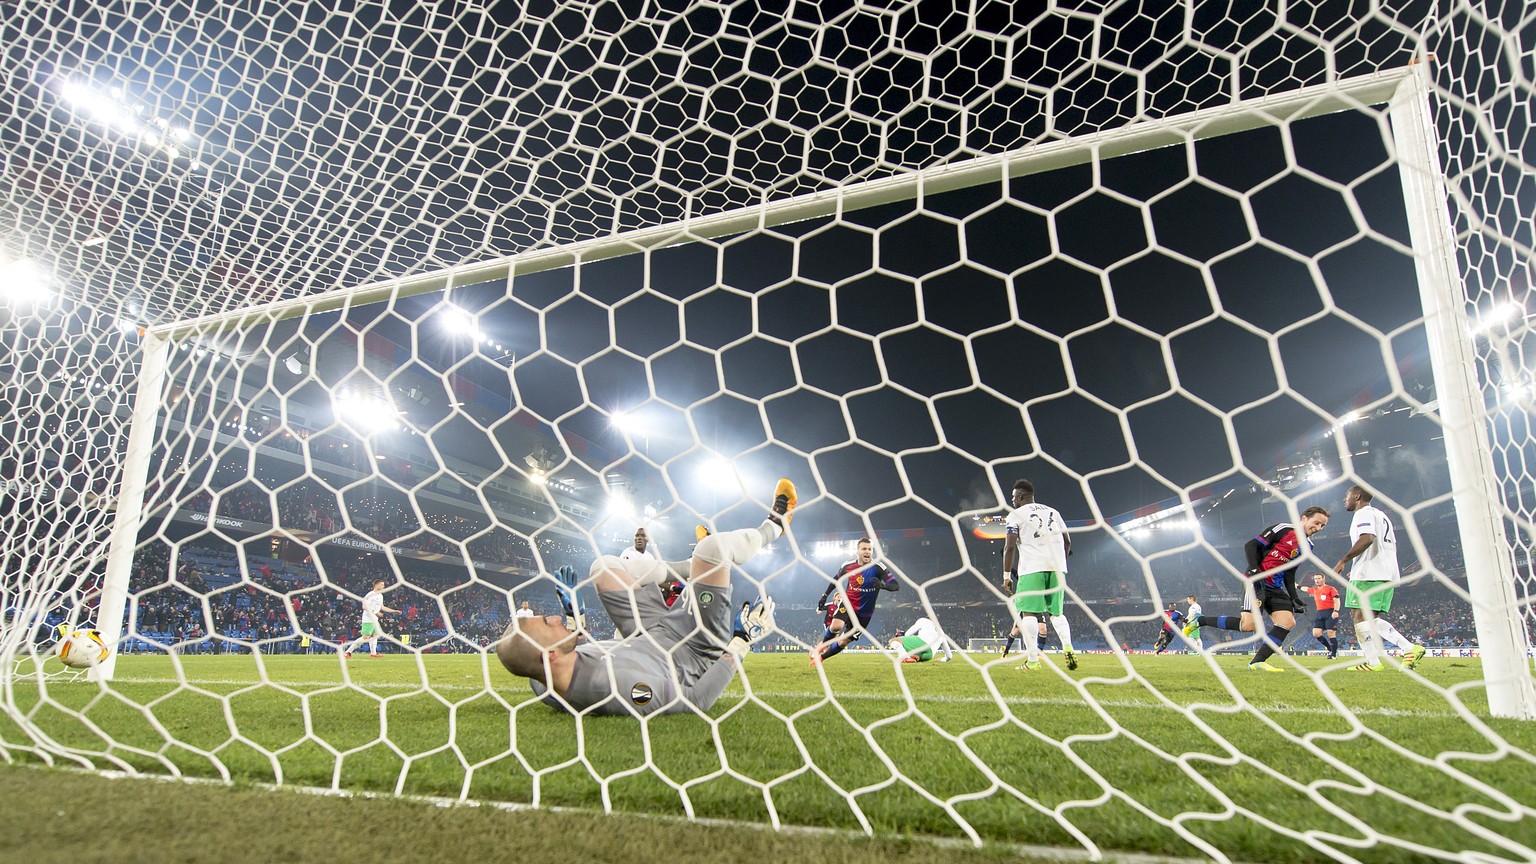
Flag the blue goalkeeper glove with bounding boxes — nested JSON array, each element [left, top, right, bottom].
[[553, 565, 579, 617]]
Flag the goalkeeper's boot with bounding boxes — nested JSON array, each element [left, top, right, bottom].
[[1349, 662, 1383, 672], [1063, 646, 1078, 671], [1247, 661, 1285, 673], [1182, 620, 1201, 639], [769, 478, 797, 527], [1402, 644, 1427, 670], [695, 524, 711, 542]]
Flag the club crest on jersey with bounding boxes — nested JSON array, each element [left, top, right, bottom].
[[630, 683, 653, 705]]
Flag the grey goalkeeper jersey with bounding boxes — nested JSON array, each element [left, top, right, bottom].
[[533, 639, 736, 717], [530, 578, 739, 716]]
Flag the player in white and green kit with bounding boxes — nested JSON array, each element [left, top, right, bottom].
[[1001, 478, 1075, 671], [888, 616, 953, 663], [1334, 485, 1425, 671], [343, 580, 399, 659]]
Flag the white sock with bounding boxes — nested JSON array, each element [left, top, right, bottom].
[[1374, 619, 1412, 650], [368, 637, 378, 655], [1355, 622, 1379, 665], [1021, 615, 1041, 661], [695, 525, 769, 568], [1050, 614, 1074, 651]]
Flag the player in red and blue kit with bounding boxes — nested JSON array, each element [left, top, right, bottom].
[[811, 537, 899, 665], [1186, 507, 1330, 671], [1152, 603, 1183, 654]]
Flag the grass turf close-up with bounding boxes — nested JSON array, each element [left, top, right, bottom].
[[3, 651, 1533, 863]]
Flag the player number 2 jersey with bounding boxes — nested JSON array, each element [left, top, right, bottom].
[[1005, 502, 1067, 575], [1348, 504, 1400, 583]]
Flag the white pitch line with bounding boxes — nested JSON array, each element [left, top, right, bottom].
[[97, 677, 1475, 719]]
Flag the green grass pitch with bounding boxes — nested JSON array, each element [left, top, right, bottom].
[[3, 651, 1534, 863]]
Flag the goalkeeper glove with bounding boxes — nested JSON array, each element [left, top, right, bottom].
[[553, 564, 580, 618], [728, 596, 777, 658]]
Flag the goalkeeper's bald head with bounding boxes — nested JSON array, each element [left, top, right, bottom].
[[496, 614, 577, 682]]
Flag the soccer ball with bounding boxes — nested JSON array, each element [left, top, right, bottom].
[[56, 628, 110, 669]]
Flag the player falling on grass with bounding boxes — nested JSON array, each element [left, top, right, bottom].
[[495, 479, 793, 716], [811, 537, 899, 665], [343, 580, 399, 659], [1184, 507, 1329, 670], [888, 616, 954, 663], [1334, 485, 1426, 672], [1001, 478, 1076, 672], [1301, 573, 1342, 659], [1152, 602, 1183, 654]]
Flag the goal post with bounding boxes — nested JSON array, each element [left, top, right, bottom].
[[91, 330, 170, 682], [95, 64, 1536, 718], [1386, 65, 1536, 719]]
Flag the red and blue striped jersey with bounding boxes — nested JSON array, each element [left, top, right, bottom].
[[818, 559, 899, 621]]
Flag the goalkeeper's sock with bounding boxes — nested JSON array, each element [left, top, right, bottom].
[[695, 526, 771, 567], [819, 640, 846, 661], [1250, 624, 1290, 665], [1200, 615, 1242, 631], [819, 627, 837, 645]]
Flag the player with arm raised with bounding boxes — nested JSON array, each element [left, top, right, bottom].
[[343, 580, 399, 659], [1001, 479, 1073, 672], [494, 479, 793, 716], [810, 537, 899, 665], [1335, 486, 1426, 672]]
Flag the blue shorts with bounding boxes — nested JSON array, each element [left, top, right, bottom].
[[1313, 609, 1341, 632]]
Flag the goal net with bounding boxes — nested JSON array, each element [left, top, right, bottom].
[[4, 3, 1536, 861]]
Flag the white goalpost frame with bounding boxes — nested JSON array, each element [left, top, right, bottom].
[[85, 65, 1535, 722], [90, 331, 171, 682], [1386, 64, 1536, 720]]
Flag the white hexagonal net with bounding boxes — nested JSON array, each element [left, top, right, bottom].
[[3, 3, 1535, 860]]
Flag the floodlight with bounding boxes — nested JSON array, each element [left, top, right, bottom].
[[0, 259, 54, 305]]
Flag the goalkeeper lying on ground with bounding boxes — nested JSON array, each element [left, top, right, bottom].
[[495, 479, 794, 716]]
